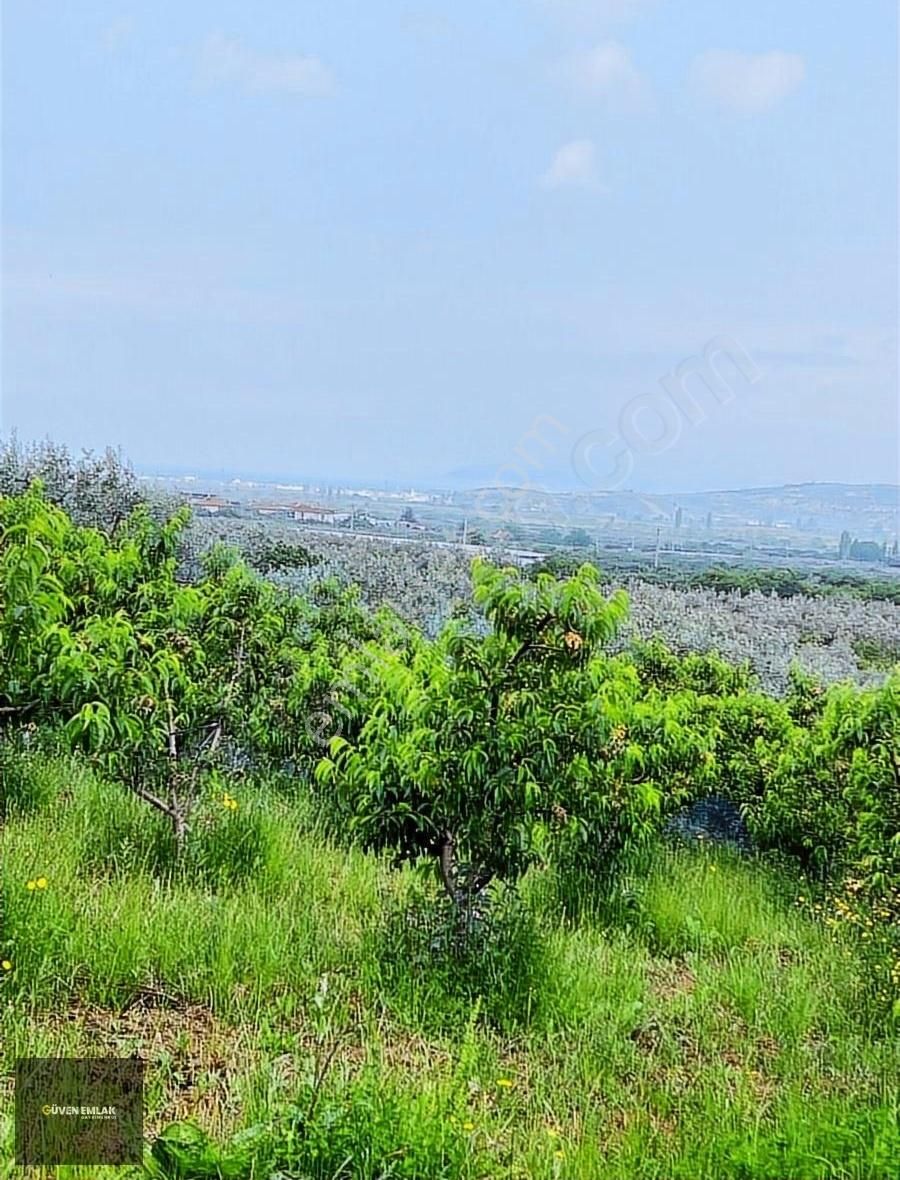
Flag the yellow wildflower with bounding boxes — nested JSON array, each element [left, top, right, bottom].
[[35, 877, 47, 889], [1, 961, 11, 971], [497, 1078, 515, 1088]]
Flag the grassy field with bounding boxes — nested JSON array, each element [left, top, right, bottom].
[[2, 755, 899, 1179]]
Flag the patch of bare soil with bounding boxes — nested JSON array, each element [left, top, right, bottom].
[[22, 992, 457, 1141], [38, 995, 259, 1138], [647, 959, 697, 1003]]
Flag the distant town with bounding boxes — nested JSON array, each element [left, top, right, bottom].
[[138, 471, 900, 573]]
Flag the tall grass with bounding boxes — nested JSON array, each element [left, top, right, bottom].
[[2, 754, 898, 1179]]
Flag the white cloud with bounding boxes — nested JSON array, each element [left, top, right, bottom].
[[690, 50, 805, 114], [540, 139, 607, 190], [561, 40, 651, 110], [198, 32, 334, 97]]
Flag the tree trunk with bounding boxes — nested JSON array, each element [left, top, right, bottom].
[[437, 831, 492, 949]]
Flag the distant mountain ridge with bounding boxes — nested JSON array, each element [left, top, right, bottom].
[[449, 482, 899, 538], [463, 480, 898, 498]]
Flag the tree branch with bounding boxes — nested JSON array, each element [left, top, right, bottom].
[[129, 782, 185, 827], [0, 702, 38, 716], [185, 624, 247, 793], [165, 697, 178, 762]]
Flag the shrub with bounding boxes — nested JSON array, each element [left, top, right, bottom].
[[630, 635, 756, 696], [748, 672, 900, 886], [375, 874, 550, 1033]]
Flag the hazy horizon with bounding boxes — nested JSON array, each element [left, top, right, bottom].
[[2, 2, 898, 492], [130, 454, 899, 499]]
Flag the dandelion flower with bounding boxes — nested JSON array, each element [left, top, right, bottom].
[[497, 1078, 514, 1088], [26, 880, 36, 891], [462, 1121, 475, 1132], [1, 961, 11, 971], [35, 877, 48, 889]]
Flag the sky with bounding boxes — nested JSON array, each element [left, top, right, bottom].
[[2, 1, 898, 493]]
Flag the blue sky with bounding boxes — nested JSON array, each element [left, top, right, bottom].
[[2, 1, 897, 491]]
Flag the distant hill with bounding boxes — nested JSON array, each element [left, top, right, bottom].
[[451, 482, 899, 539], [142, 462, 899, 545]]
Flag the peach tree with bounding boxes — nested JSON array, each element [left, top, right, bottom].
[[0, 485, 378, 850], [317, 559, 717, 916]]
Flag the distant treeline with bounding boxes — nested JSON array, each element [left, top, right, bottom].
[[530, 553, 900, 604]]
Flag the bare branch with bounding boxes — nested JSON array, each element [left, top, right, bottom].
[[165, 697, 178, 761], [129, 782, 185, 827]]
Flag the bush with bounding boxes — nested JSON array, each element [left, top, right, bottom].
[[630, 636, 756, 696], [374, 874, 550, 1033], [852, 634, 900, 672], [748, 672, 900, 886], [699, 691, 795, 810]]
